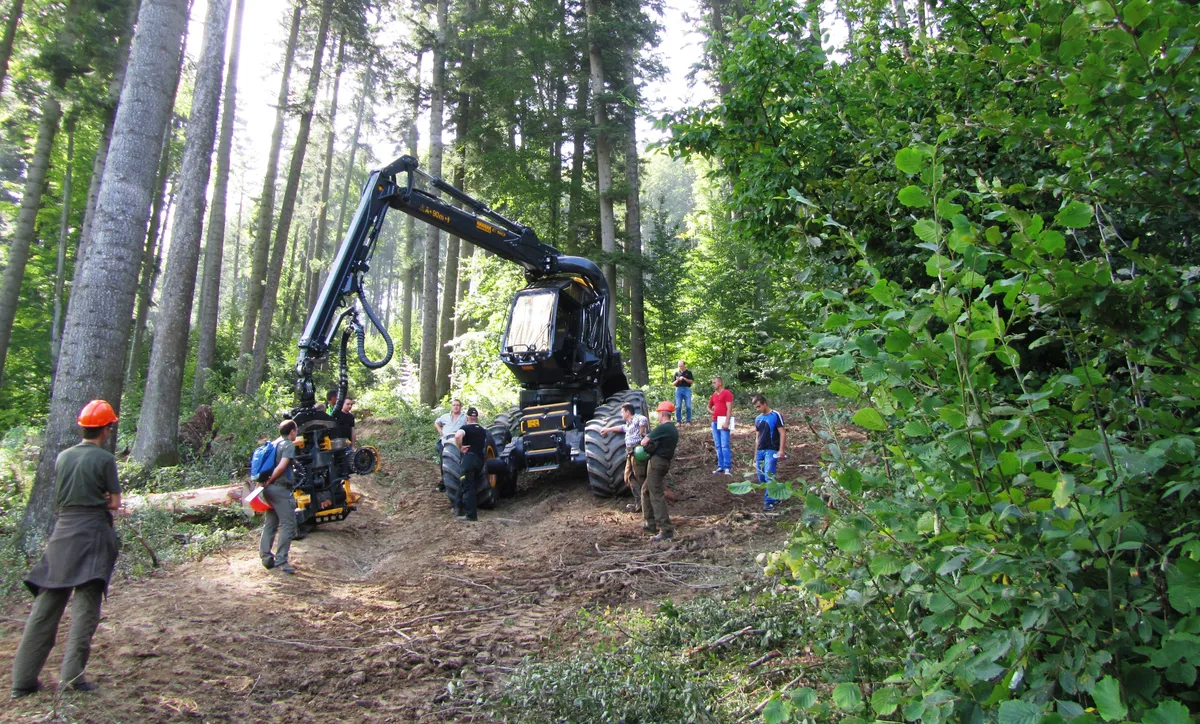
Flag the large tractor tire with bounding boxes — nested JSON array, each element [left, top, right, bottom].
[[488, 405, 521, 448], [584, 389, 648, 497], [441, 441, 498, 511]]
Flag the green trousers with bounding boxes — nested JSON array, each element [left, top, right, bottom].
[[641, 456, 674, 535], [11, 580, 105, 692], [625, 450, 647, 503], [259, 482, 297, 566]]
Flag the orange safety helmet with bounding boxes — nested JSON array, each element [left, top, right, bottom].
[[78, 399, 118, 427], [656, 401, 676, 413]]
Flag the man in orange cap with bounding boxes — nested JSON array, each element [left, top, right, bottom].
[[12, 400, 122, 698], [640, 401, 680, 541]]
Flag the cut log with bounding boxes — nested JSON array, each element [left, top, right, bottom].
[[124, 484, 246, 520]]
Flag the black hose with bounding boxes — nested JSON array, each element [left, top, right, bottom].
[[335, 324, 352, 415], [356, 289, 394, 369]]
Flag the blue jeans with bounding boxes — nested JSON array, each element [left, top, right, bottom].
[[757, 449, 779, 505], [674, 386, 693, 423], [711, 422, 731, 470]]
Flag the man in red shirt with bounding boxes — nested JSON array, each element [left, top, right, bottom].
[[708, 377, 734, 475]]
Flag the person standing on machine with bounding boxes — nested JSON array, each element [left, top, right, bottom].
[[12, 400, 122, 698], [453, 407, 487, 522]]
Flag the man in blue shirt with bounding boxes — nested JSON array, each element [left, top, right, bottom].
[[753, 394, 787, 511]]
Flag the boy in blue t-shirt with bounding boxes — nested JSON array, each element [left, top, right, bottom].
[[753, 394, 787, 511]]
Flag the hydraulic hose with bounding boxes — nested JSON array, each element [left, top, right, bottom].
[[356, 288, 394, 370]]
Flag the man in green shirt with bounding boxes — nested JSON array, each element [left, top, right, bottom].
[[12, 400, 122, 698], [258, 420, 299, 574], [640, 401, 680, 541]]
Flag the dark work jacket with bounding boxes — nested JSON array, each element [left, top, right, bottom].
[[25, 506, 120, 596]]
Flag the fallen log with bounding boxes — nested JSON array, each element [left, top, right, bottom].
[[123, 484, 246, 521]]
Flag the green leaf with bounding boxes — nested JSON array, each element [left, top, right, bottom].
[[899, 185, 931, 208], [763, 694, 789, 724], [728, 480, 753, 495], [790, 687, 818, 709], [871, 687, 899, 716], [1055, 200, 1093, 229], [998, 699, 1044, 724], [1053, 474, 1075, 509], [829, 352, 856, 373], [835, 526, 864, 552], [1142, 699, 1191, 724], [895, 147, 925, 175], [832, 682, 863, 710], [1038, 230, 1066, 255], [1092, 676, 1127, 722], [914, 218, 939, 242], [852, 407, 888, 431], [1166, 557, 1200, 614], [829, 379, 861, 398], [870, 555, 904, 576], [1123, 0, 1150, 28]]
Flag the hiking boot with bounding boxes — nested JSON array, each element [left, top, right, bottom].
[[625, 503, 642, 512], [11, 682, 42, 699], [650, 531, 674, 542], [456, 514, 478, 522], [435, 482, 446, 493], [64, 679, 98, 693], [712, 468, 724, 475], [276, 564, 296, 575], [261, 555, 275, 570]]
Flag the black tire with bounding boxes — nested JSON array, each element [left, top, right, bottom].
[[584, 389, 648, 497], [442, 440, 498, 511], [487, 405, 521, 447]]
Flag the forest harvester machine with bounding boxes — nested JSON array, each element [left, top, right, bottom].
[[285, 154, 644, 525]]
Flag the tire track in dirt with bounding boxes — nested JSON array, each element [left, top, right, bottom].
[[0, 412, 823, 723]]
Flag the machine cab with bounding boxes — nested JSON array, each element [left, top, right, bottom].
[[500, 278, 604, 387]]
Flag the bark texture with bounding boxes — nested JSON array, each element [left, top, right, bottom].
[[306, 36, 344, 315], [566, 70, 588, 255], [419, 0, 449, 406], [193, 0, 245, 404], [0, 93, 62, 389], [585, 0, 616, 340], [238, 2, 303, 365], [400, 50, 423, 356], [246, 0, 333, 394], [21, 0, 188, 547], [126, 140, 174, 382], [49, 123, 74, 383], [133, 0, 229, 468], [624, 81, 648, 385], [0, 0, 25, 93]]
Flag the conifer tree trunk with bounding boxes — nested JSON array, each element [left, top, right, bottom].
[[401, 50, 423, 356], [0, 0, 25, 93], [22, 0, 188, 547], [246, 0, 333, 394], [307, 36, 344, 314], [0, 93, 62, 389], [334, 68, 371, 243], [193, 0, 244, 404], [49, 122, 75, 383], [239, 2, 303, 366], [134, 0, 229, 468], [419, 0, 448, 406], [127, 141, 174, 383], [623, 60, 647, 385], [566, 70, 588, 255], [585, 0, 616, 340]]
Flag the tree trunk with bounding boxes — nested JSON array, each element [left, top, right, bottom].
[[76, 0, 139, 271], [192, 0, 244, 405], [0, 0, 25, 94], [418, 0, 448, 406], [246, 0, 332, 394], [334, 68, 371, 244], [585, 0, 616, 341], [893, 0, 911, 59], [0, 93, 62, 390], [49, 122, 75, 383], [916, 0, 926, 40], [548, 75, 567, 245], [238, 2, 303, 366], [623, 60, 647, 386], [133, 0, 229, 468], [21, 0, 188, 549], [127, 140, 174, 383], [566, 70, 588, 255], [230, 187, 244, 308], [307, 35, 344, 314], [401, 50, 424, 356]]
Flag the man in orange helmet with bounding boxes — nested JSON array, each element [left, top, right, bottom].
[[640, 401, 680, 541], [12, 400, 122, 698]]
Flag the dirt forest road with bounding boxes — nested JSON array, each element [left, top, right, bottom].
[[0, 412, 823, 723]]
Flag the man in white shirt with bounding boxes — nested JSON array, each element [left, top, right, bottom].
[[434, 399, 467, 491]]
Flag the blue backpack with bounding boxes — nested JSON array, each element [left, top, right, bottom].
[[250, 440, 278, 482]]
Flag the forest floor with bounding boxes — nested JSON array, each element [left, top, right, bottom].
[[0, 409, 826, 723]]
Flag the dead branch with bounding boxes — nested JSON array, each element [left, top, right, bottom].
[[686, 626, 764, 657]]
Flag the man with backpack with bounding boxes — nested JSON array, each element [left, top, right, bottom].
[[252, 420, 299, 574]]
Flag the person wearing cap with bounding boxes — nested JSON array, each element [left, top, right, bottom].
[[12, 400, 122, 698], [600, 403, 649, 511], [453, 407, 487, 522], [640, 401, 680, 541]]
